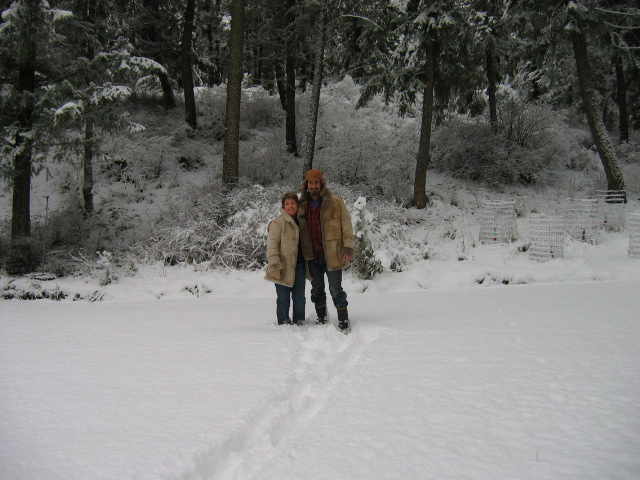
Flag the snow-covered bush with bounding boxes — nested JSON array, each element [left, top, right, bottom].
[[351, 197, 383, 280], [69, 250, 115, 286], [299, 76, 419, 201], [357, 198, 429, 272], [130, 184, 286, 269], [431, 103, 588, 186], [196, 85, 284, 142]]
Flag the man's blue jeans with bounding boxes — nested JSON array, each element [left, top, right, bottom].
[[275, 261, 306, 324], [309, 252, 348, 310]]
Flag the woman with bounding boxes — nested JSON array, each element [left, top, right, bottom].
[[264, 192, 312, 325]]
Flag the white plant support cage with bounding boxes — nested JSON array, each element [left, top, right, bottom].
[[629, 211, 640, 259], [596, 190, 626, 231], [563, 198, 599, 242], [529, 214, 564, 262], [479, 200, 516, 244]]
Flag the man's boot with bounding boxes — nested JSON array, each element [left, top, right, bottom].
[[316, 305, 328, 324], [337, 307, 350, 332]]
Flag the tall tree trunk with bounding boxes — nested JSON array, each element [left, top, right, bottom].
[[182, 0, 197, 129], [284, 0, 298, 157], [222, 0, 246, 187], [82, 119, 95, 214], [413, 33, 436, 209], [486, 36, 498, 127], [614, 54, 629, 143], [213, 0, 223, 85], [12, 113, 33, 245], [285, 42, 298, 156], [302, 0, 328, 174], [81, 0, 97, 214], [205, 0, 223, 86], [11, 1, 40, 268], [571, 30, 625, 194]]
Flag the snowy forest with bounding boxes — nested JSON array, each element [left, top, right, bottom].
[[1, 0, 640, 279], [3, 3, 640, 479]]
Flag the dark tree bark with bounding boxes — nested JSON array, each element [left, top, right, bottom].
[[203, 0, 223, 86], [614, 54, 629, 143], [413, 31, 436, 209], [285, 39, 298, 156], [11, 1, 40, 265], [284, 0, 298, 156], [82, 119, 95, 214], [79, 0, 97, 214], [571, 30, 625, 193], [222, 0, 246, 187], [212, 0, 223, 85], [486, 37, 498, 127], [12, 92, 33, 245], [302, 0, 328, 174], [182, 0, 197, 129], [158, 71, 177, 109]]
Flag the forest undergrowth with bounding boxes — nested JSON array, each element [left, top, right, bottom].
[[1, 77, 639, 288]]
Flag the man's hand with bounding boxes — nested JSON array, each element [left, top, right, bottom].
[[343, 254, 352, 265]]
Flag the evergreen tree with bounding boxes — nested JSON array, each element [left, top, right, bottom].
[[222, 0, 245, 188], [0, 1, 72, 271], [51, 0, 168, 215], [302, 0, 329, 174], [357, 0, 482, 208], [197, 0, 224, 87], [182, 0, 197, 129], [567, 1, 626, 193], [114, 0, 182, 108]]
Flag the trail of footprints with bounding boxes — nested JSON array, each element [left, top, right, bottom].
[[176, 323, 382, 480]]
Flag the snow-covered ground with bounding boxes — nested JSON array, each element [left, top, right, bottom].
[[2, 232, 640, 480]]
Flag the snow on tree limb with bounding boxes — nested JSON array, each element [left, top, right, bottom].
[[128, 57, 167, 75], [90, 86, 132, 104]]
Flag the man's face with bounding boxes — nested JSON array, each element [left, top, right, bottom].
[[308, 179, 321, 196]]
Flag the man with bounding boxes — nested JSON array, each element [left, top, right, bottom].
[[299, 169, 355, 332]]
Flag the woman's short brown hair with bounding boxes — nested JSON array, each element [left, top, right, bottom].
[[281, 191, 300, 207]]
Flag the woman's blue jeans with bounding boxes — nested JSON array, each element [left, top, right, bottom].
[[275, 261, 306, 324]]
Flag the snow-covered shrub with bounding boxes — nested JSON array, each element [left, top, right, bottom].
[[618, 141, 640, 165], [350, 197, 383, 280], [196, 85, 284, 142], [194, 87, 226, 140], [431, 104, 584, 186], [239, 133, 303, 184], [69, 249, 115, 286], [0, 276, 68, 300], [358, 198, 428, 272], [130, 184, 287, 269], [241, 87, 284, 130], [300, 76, 418, 201]]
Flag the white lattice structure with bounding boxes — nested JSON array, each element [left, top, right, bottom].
[[529, 214, 564, 262], [479, 200, 516, 244], [563, 198, 599, 242], [596, 190, 626, 231], [629, 211, 640, 259]]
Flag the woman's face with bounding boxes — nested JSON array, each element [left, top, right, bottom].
[[283, 198, 299, 216]]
